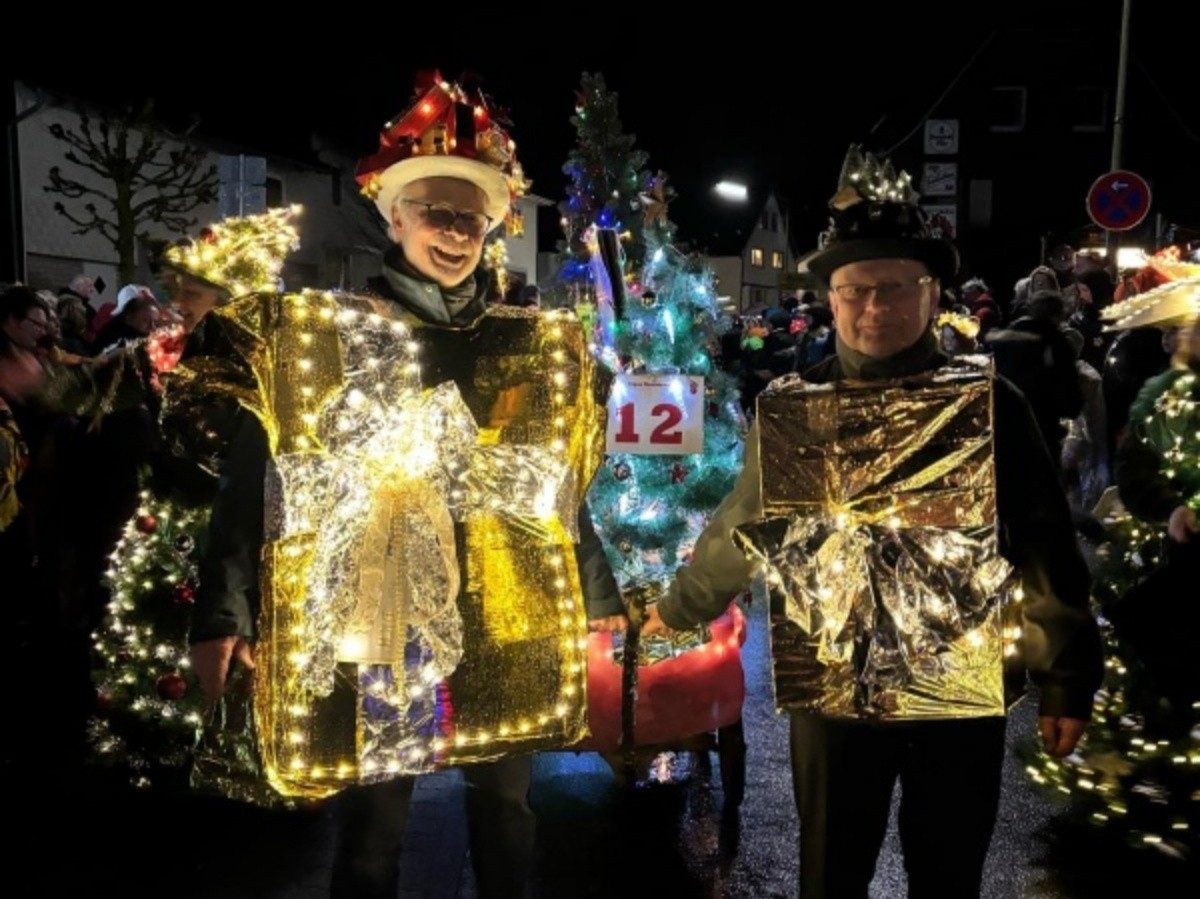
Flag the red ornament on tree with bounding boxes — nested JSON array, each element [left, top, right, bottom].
[[708, 402, 720, 418], [155, 673, 188, 702], [135, 514, 158, 535], [670, 463, 688, 484], [172, 582, 195, 605]]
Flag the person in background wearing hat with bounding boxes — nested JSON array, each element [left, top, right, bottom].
[[186, 74, 623, 899], [642, 146, 1102, 898], [91, 284, 158, 356], [1110, 310, 1200, 727]]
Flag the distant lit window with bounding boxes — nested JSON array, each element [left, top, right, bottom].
[[1072, 86, 1108, 133], [988, 86, 1026, 133], [771, 251, 783, 269], [750, 248, 764, 267]]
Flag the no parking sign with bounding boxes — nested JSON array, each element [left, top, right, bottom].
[[1086, 170, 1151, 232]]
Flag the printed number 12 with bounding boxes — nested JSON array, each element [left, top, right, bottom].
[[614, 402, 683, 444]]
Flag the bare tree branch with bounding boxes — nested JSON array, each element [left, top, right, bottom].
[[44, 99, 220, 283]]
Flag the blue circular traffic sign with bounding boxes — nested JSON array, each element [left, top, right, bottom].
[[1086, 170, 1151, 231]]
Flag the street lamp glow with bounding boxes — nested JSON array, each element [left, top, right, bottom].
[[714, 181, 748, 202]]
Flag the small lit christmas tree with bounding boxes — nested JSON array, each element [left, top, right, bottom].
[[552, 74, 744, 589], [88, 491, 209, 789], [553, 72, 675, 298]]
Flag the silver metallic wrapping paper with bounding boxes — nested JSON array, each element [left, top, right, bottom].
[[734, 359, 1018, 719]]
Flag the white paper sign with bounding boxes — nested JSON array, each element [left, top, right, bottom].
[[606, 374, 705, 455]]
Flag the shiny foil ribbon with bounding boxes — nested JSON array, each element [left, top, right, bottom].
[[736, 360, 1018, 719], [195, 295, 605, 800]]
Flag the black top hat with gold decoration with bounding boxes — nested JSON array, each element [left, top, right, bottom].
[[354, 70, 529, 232], [800, 145, 959, 285]]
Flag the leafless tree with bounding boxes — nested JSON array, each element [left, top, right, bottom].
[[44, 100, 218, 284]]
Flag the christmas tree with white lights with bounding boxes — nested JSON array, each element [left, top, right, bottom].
[[88, 490, 209, 789], [554, 73, 745, 589]]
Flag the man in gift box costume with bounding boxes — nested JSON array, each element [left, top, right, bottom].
[[187, 70, 624, 899], [644, 146, 1103, 898]]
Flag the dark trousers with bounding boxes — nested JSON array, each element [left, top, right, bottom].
[[789, 713, 1006, 899], [330, 754, 535, 899]]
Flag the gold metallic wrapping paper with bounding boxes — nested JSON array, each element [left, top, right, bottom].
[[197, 294, 605, 800], [735, 360, 1018, 720]]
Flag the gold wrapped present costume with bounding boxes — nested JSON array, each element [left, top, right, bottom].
[[198, 291, 607, 800], [732, 358, 1020, 719]]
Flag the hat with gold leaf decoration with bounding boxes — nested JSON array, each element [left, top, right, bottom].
[[800, 145, 959, 285], [160, 205, 301, 299]]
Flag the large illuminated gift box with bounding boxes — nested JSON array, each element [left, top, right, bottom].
[[733, 360, 1021, 720], [208, 291, 607, 800]]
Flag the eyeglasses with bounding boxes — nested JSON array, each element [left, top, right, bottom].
[[401, 200, 493, 238], [830, 276, 933, 304]]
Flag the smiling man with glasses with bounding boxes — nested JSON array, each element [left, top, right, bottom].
[[185, 70, 624, 899], [643, 145, 1102, 898]]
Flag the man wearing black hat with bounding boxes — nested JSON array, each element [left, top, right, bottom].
[[643, 146, 1102, 898]]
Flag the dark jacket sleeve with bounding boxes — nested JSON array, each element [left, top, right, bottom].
[[189, 409, 268, 644], [994, 377, 1103, 720], [575, 502, 625, 619], [657, 421, 762, 630], [1114, 372, 1184, 524], [1115, 430, 1182, 523]]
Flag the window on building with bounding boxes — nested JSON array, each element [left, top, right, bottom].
[[266, 176, 284, 208], [750, 248, 764, 267], [760, 211, 769, 230], [1072, 86, 1108, 133], [771, 251, 783, 270], [770, 212, 779, 232], [988, 86, 1026, 133]]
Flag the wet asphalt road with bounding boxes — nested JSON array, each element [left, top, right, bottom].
[[13, 583, 1194, 898]]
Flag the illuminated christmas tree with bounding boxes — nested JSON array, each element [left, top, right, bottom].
[[553, 72, 674, 296], [553, 74, 745, 589], [88, 490, 209, 789]]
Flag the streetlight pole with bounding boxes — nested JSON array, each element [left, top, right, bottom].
[[1105, 0, 1133, 274]]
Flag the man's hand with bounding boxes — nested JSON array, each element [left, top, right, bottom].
[[1039, 715, 1087, 758], [1167, 505, 1198, 543], [189, 636, 255, 711], [639, 605, 676, 637], [588, 615, 629, 633]]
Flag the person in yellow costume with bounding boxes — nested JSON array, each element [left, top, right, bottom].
[[187, 70, 625, 899]]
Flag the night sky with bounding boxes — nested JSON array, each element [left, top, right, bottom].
[[9, 1, 1194, 253]]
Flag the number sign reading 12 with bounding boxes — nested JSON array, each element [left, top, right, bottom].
[[606, 374, 705, 455]]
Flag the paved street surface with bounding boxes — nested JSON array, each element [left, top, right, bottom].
[[11, 585, 1192, 898]]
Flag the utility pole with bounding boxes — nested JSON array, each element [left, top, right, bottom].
[[1105, 0, 1133, 274]]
